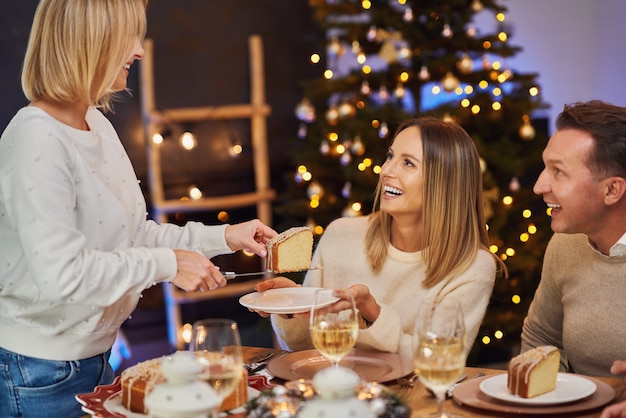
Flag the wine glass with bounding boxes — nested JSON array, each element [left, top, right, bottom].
[[412, 298, 467, 418], [189, 319, 244, 404], [309, 289, 359, 368]]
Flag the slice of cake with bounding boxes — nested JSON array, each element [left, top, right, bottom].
[[120, 354, 248, 413], [507, 345, 560, 398], [265, 226, 313, 273]]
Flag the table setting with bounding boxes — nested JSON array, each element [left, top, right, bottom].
[[78, 288, 626, 418]]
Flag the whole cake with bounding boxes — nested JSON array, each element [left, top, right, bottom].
[[507, 345, 560, 398], [120, 355, 248, 413], [265, 226, 313, 273]]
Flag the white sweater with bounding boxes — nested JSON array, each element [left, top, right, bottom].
[[271, 216, 497, 359], [0, 106, 232, 361]]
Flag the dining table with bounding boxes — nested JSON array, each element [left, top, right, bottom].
[[240, 346, 626, 418]]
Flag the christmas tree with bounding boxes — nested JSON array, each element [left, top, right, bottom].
[[278, 0, 552, 364]]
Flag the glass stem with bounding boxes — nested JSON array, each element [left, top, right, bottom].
[[435, 391, 445, 417]]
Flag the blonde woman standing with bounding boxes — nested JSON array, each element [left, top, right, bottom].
[[0, 1, 275, 416], [254, 117, 505, 359]]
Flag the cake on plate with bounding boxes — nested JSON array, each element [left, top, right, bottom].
[[120, 354, 248, 413], [507, 345, 560, 398], [265, 226, 313, 273]]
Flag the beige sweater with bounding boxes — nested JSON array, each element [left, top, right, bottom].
[[521, 233, 626, 377], [271, 216, 497, 359]]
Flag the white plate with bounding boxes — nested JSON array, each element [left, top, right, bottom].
[[479, 373, 596, 405], [239, 287, 339, 314]]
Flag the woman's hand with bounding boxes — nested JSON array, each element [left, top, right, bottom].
[[171, 249, 226, 292], [332, 284, 380, 324], [249, 277, 300, 317], [225, 219, 277, 257]]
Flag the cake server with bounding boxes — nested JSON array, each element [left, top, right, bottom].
[[224, 267, 322, 280]]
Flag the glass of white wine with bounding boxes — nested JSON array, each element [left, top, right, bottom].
[[309, 289, 359, 368], [189, 319, 244, 406], [413, 298, 467, 418]]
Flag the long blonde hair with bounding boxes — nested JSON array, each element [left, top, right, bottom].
[[366, 117, 506, 286], [21, 0, 147, 112]]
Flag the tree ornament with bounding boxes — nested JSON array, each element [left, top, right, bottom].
[[367, 25, 377, 42], [471, 0, 484, 12], [307, 181, 324, 199], [466, 24, 477, 38], [327, 37, 342, 57], [519, 115, 536, 140], [457, 53, 474, 74], [441, 72, 460, 92], [360, 81, 372, 95], [378, 122, 389, 138], [295, 98, 316, 123], [351, 136, 365, 156], [325, 105, 339, 125], [379, 39, 398, 63], [403, 7, 414, 22], [319, 140, 330, 155], [393, 83, 406, 99], [418, 65, 431, 81], [297, 123, 307, 139], [442, 23, 453, 39], [378, 86, 390, 102], [338, 101, 356, 119], [509, 177, 521, 192], [342, 182, 352, 198]]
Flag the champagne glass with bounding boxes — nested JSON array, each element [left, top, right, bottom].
[[189, 319, 244, 404], [309, 289, 359, 368], [412, 298, 467, 418]]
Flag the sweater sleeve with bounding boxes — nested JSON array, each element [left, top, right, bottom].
[[521, 234, 568, 371]]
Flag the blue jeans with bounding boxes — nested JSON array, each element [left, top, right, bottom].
[[0, 347, 114, 418]]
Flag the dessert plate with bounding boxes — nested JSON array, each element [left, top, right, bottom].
[[76, 375, 273, 417], [267, 348, 413, 382], [239, 287, 339, 314], [479, 372, 596, 405], [453, 374, 614, 415]]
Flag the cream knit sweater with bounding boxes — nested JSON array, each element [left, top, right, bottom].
[[271, 216, 497, 359], [522, 233, 626, 377]]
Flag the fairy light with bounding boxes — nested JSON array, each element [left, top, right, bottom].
[[310, 53, 320, 64], [502, 195, 513, 206], [324, 69, 333, 79], [529, 86, 539, 96], [492, 102, 502, 111], [512, 295, 521, 304], [494, 330, 504, 340], [482, 336, 491, 345], [152, 132, 164, 144], [182, 323, 193, 344], [180, 131, 197, 150]]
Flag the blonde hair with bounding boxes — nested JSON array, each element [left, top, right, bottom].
[[366, 117, 506, 286], [21, 0, 147, 112]]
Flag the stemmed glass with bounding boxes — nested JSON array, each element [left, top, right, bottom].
[[189, 319, 244, 407], [412, 298, 467, 418], [309, 289, 359, 368]]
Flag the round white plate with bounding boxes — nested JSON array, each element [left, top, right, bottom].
[[479, 373, 596, 405], [239, 287, 339, 314]]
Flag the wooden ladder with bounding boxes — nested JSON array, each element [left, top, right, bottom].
[[139, 35, 275, 349]]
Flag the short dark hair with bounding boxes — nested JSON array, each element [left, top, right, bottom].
[[556, 100, 626, 180]]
